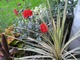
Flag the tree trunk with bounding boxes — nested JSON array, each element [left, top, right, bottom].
[[68, 0, 80, 50]]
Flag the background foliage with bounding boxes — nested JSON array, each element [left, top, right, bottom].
[[0, 0, 42, 32]]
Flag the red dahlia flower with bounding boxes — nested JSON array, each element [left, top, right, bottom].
[[14, 9, 18, 16], [22, 9, 32, 18], [40, 23, 48, 33]]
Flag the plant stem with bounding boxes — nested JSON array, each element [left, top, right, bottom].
[[1, 34, 12, 60]]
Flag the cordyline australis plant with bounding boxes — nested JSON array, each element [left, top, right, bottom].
[[14, 0, 80, 60]]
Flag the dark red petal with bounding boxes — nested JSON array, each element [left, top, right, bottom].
[[22, 9, 32, 18], [40, 23, 48, 33]]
